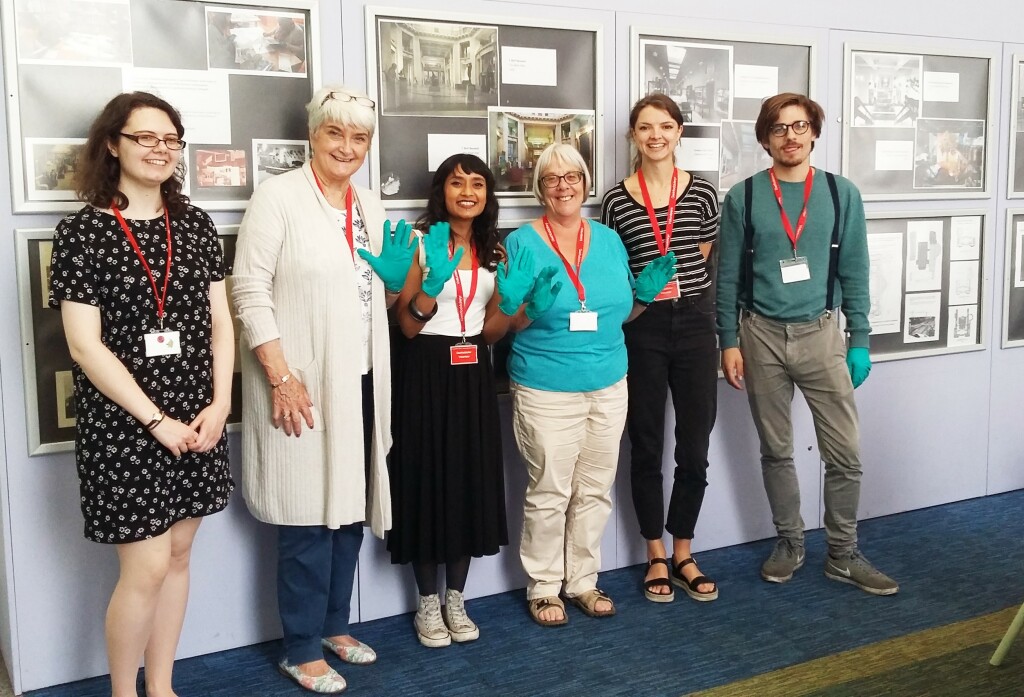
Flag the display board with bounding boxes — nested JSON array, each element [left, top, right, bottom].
[[865, 212, 987, 361], [842, 44, 993, 200], [16, 227, 243, 455], [365, 6, 601, 208], [1, 0, 318, 213], [1008, 55, 1024, 198], [630, 28, 813, 196], [1003, 210, 1024, 347]]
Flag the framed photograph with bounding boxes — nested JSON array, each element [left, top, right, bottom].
[[366, 7, 602, 208], [1, 0, 320, 213], [16, 227, 244, 455], [1008, 55, 1024, 198], [865, 211, 988, 362], [842, 44, 994, 200], [630, 27, 813, 196], [252, 138, 308, 187], [1002, 209, 1024, 348]]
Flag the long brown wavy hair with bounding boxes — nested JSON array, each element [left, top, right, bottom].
[[75, 92, 190, 216]]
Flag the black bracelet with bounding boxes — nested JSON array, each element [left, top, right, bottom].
[[633, 292, 651, 307], [408, 294, 439, 323]]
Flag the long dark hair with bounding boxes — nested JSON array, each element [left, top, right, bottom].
[[628, 93, 686, 172], [75, 91, 190, 216], [416, 154, 502, 270]]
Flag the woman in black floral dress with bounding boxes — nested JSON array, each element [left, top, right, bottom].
[[49, 92, 234, 697]]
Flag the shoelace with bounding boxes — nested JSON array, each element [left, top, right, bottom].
[[446, 595, 474, 630], [420, 598, 445, 630]]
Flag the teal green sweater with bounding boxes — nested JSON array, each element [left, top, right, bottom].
[[716, 169, 870, 349]]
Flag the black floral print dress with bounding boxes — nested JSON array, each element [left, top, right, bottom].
[[49, 205, 234, 543]]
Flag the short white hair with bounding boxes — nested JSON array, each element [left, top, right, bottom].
[[307, 85, 376, 137], [532, 143, 592, 204]]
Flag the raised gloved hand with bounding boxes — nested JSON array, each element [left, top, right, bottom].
[[420, 221, 464, 298], [846, 346, 871, 388], [525, 266, 563, 320], [496, 247, 536, 315], [634, 251, 677, 304], [356, 219, 415, 293]]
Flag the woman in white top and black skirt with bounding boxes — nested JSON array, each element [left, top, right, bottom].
[[387, 154, 535, 647]]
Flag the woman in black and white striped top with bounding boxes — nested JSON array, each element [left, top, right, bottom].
[[600, 92, 721, 604]]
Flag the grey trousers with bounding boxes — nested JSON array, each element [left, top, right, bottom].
[[739, 311, 862, 554]]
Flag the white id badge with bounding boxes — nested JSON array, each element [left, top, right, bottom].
[[569, 310, 598, 332], [780, 257, 811, 284], [144, 330, 182, 357]]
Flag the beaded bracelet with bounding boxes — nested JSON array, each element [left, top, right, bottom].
[[408, 294, 439, 323]]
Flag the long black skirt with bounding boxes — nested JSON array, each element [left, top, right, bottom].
[[387, 333, 508, 564]]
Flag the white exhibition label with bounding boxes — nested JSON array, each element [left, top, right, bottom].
[[874, 140, 914, 171], [501, 47, 557, 86], [122, 67, 231, 144], [733, 65, 778, 99], [426, 134, 488, 172], [923, 71, 960, 102], [679, 137, 720, 172]]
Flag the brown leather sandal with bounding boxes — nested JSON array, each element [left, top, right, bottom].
[[566, 588, 616, 617], [527, 596, 568, 627]]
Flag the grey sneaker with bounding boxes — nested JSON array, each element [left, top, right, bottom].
[[761, 538, 806, 583], [414, 594, 451, 648], [825, 550, 899, 596], [442, 589, 480, 643]]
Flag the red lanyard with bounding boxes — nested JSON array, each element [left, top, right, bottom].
[[450, 242, 479, 338], [637, 167, 677, 256], [542, 216, 586, 307], [113, 206, 172, 328], [768, 167, 815, 253], [311, 167, 355, 261]]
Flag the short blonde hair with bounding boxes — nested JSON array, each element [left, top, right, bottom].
[[307, 85, 376, 138], [532, 143, 592, 204]]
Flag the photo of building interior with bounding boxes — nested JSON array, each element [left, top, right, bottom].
[[641, 40, 731, 124], [487, 109, 595, 193]]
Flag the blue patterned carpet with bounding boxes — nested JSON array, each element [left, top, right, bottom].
[[28, 490, 1024, 696]]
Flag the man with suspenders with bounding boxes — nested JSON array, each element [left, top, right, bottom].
[[716, 93, 898, 596]]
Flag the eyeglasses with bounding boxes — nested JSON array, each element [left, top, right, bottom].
[[768, 120, 811, 138], [320, 91, 376, 110], [540, 171, 584, 188], [120, 133, 186, 150]]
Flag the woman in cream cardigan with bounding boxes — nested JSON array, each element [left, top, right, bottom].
[[233, 85, 414, 694]]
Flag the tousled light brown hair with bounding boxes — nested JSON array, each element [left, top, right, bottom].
[[754, 93, 824, 154], [628, 93, 685, 172], [75, 92, 190, 216]]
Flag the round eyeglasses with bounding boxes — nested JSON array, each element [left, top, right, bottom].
[[320, 91, 376, 110], [768, 120, 810, 138], [540, 171, 584, 188], [119, 133, 186, 150]]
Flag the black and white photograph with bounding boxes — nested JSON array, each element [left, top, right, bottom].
[[639, 40, 732, 124], [205, 7, 307, 76], [55, 371, 75, 429], [252, 139, 308, 187], [947, 304, 978, 347], [487, 108, 595, 195], [15, 0, 132, 66], [850, 52, 922, 127], [913, 118, 985, 189], [195, 149, 248, 188], [377, 20, 498, 117], [1003, 212, 1024, 347], [1010, 59, 1024, 197], [904, 292, 941, 343], [719, 120, 771, 193], [24, 138, 83, 202]]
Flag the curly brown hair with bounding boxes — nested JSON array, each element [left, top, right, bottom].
[[75, 92, 190, 216]]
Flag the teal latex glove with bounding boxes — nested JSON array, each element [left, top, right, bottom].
[[847, 346, 871, 388], [634, 251, 677, 304], [356, 219, 415, 293], [525, 266, 563, 320], [420, 222, 464, 298], [496, 247, 536, 315]]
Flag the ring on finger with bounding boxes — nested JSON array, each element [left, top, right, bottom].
[[283, 412, 291, 419]]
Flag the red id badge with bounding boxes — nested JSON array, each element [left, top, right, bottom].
[[450, 343, 478, 365], [654, 279, 681, 301]]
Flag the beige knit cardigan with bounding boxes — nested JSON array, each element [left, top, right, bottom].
[[232, 164, 392, 537]]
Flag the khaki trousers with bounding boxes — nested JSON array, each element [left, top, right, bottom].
[[511, 378, 628, 599]]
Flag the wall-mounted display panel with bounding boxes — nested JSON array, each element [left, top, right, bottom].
[[1, 0, 318, 213], [16, 226, 243, 455], [365, 6, 601, 208], [630, 28, 813, 196], [1008, 55, 1024, 198], [842, 44, 993, 201], [866, 212, 987, 361], [1003, 210, 1024, 347]]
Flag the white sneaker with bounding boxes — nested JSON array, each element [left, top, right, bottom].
[[414, 593, 451, 648], [442, 589, 480, 643]]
